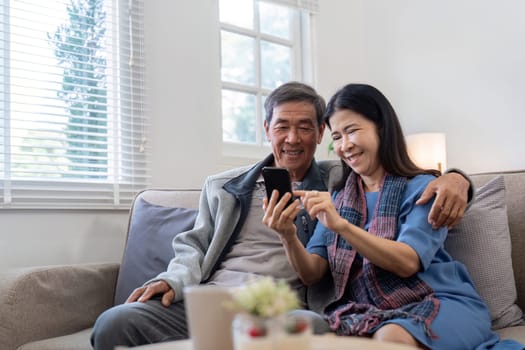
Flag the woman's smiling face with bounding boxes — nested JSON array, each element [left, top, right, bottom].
[[329, 109, 384, 184]]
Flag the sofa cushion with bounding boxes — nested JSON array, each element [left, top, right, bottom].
[[446, 175, 523, 329], [114, 197, 198, 304], [18, 328, 93, 350]]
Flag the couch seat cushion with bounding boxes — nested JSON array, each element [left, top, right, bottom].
[[18, 328, 92, 350]]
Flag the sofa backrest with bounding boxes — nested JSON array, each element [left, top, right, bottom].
[[469, 170, 525, 311], [139, 188, 201, 209]]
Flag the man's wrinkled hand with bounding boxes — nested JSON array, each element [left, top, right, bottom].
[[416, 172, 469, 229], [126, 280, 175, 307], [262, 190, 301, 242]]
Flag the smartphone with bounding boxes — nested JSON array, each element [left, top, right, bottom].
[[262, 166, 294, 208]]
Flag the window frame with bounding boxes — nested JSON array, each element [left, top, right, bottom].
[[219, 0, 315, 160]]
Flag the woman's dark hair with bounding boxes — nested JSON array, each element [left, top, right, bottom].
[[324, 83, 440, 189], [264, 81, 326, 127]]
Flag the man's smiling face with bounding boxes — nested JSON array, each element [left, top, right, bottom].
[[264, 101, 325, 181]]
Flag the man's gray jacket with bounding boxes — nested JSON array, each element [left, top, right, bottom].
[[152, 154, 341, 312]]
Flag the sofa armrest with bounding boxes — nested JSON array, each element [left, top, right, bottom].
[[0, 263, 119, 350]]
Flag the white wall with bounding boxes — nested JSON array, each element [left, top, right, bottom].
[[146, 0, 223, 189], [2, 0, 524, 269], [316, 0, 525, 173]]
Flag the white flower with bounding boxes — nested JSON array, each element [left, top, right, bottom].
[[230, 277, 300, 318]]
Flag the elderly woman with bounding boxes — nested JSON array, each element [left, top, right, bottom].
[[263, 83, 523, 349]]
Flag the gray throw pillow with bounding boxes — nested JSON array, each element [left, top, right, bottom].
[[114, 197, 198, 305], [445, 175, 523, 329]]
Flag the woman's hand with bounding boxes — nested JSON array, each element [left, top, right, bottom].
[[295, 190, 346, 232]]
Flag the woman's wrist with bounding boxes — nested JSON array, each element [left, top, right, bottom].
[[334, 217, 351, 234]]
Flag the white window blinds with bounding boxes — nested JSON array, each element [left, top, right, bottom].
[[0, 0, 148, 209]]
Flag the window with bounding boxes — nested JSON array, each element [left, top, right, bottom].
[[219, 0, 317, 158], [0, 0, 147, 209]]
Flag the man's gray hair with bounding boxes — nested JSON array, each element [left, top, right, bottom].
[[264, 81, 326, 126]]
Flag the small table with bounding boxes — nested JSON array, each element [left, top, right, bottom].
[[117, 334, 416, 350]]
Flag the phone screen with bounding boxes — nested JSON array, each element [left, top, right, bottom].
[[261, 166, 294, 207]]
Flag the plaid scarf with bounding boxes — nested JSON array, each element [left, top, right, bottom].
[[325, 171, 439, 338]]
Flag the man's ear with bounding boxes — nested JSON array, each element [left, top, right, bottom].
[[264, 119, 271, 142], [317, 123, 326, 144]]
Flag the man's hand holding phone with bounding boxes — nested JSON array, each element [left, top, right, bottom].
[[261, 167, 302, 241]]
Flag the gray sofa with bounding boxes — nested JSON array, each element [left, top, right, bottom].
[[1, 167, 524, 350]]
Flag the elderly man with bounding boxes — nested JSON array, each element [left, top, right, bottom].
[[91, 82, 470, 349]]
